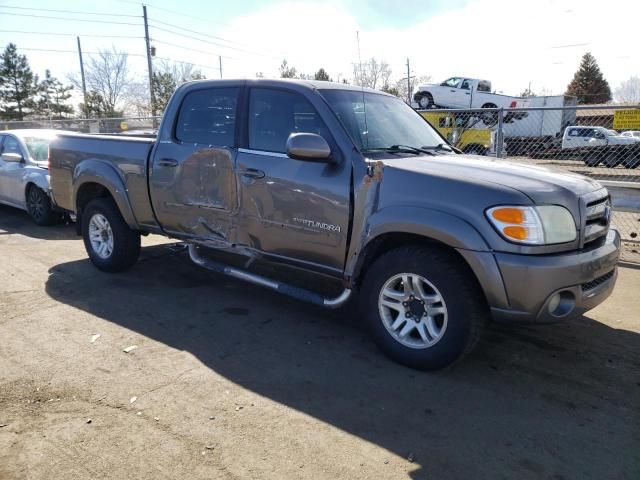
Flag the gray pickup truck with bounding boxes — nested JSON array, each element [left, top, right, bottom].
[[49, 79, 620, 370]]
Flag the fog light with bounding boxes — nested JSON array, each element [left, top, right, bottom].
[[548, 293, 561, 313], [547, 291, 576, 317]]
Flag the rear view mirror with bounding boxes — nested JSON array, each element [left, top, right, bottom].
[[286, 133, 335, 164], [1, 152, 23, 163]]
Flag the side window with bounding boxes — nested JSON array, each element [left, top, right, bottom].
[[460, 79, 471, 90], [248, 88, 330, 153], [1, 135, 21, 155], [568, 128, 579, 137], [175, 87, 239, 146]]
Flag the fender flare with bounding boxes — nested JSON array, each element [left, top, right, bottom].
[[72, 159, 138, 228], [347, 206, 490, 279]]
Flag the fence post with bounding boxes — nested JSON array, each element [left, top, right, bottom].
[[496, 108, 504, 158]]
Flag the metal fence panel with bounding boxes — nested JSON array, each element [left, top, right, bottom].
[[3, 107, 640, 264]]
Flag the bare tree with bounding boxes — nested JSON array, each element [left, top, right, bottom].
[[614, 76, 640, 104], [70, 46, 131, 115], [394, 74, 431, 103], [352, 57, 391, 90]]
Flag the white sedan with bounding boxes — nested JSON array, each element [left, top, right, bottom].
[[0, 129, 73, 225]]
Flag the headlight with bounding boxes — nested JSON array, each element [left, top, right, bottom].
[[486, 205, 576, 245]]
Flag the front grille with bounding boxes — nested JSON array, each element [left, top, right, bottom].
[[582, 192, 611, 247], [581, 269, 615, 292]]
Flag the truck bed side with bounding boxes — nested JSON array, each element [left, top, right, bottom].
[[49, 133, 159, 231]]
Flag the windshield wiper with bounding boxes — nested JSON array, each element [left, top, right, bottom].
[[420, 143, 454, 152], [363, 145, 434, 155]]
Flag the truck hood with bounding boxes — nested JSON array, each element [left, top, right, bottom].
[[376, 154, 603, 203]]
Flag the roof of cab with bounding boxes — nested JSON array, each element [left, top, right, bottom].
[[182, 78, 394, 96]]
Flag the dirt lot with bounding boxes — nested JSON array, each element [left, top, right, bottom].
[[0, 204, 639, 480]]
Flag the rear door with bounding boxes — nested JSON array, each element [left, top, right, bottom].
[[234, 87, 351, 274], [149, 86, 241, 243]]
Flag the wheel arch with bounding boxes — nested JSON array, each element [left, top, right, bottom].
[[346, 207, 508, 309], [72, 160, 138, 229]]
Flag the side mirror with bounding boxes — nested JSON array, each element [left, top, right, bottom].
[[286, 133, 335, 164], [1, 152, 23, 163]]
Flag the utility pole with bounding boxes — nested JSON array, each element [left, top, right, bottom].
[[406, 58, 411, 105], [143, 5, 156, 118], [76, 36, 88, 118], [219, 56, 222, 79]]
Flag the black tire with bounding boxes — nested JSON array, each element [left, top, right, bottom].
[[359, 246, 487, 370], [417, 93, 434, 109], [463, 144, 487, 156], [26, 185, 61, 226], [81, 197, 140, 272], [480, 103, 498, 127]]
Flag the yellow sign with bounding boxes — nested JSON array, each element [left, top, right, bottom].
[[120, 121, 129, 131], [613, 109, 640, 130]]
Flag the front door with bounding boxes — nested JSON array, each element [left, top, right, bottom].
[[149, 86, 241, 244], [234, 87, 351, 274], [0, 134, 27, 207]]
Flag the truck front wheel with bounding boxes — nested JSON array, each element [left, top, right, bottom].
[[416, 92, 434, 109], [360, 246, 487, 370], [81, 197, 140, 272]]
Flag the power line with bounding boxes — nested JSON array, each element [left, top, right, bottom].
[[17, 47, 221, 72], [152, 39, 234, 60], [150, 18, 249, 48], [149, 23, 281, 59], [0, 12, 142, 26], [0, 30, 143, 39], [0, 5, 140, 17]]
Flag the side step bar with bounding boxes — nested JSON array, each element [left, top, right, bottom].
[[188, 245, 352, 309]]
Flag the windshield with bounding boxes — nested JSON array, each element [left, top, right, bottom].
[[319, 89, 445, 153], [607, 130, 619, 136], [23, 136, 52, 161]]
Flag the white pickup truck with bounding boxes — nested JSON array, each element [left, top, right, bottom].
[[413, 77, 529, 114]]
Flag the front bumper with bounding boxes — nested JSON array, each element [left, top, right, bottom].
[[490, 228, 620, 323]]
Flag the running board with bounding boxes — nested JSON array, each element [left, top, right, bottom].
[[188, 245, 352, 309]]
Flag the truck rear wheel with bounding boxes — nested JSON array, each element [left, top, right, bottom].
[[360, 246, 486, 370], [81, 197, 140, 272]]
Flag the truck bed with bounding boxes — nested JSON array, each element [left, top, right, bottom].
[[49, 133, 156, 227]]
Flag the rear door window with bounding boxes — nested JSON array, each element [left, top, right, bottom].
[[175, 87, 239, 146]]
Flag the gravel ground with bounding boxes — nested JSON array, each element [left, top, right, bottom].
[[0, 205, 639, 480]]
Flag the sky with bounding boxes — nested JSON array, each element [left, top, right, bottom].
[[1, 0, 638, 109]]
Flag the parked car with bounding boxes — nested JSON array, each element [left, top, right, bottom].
[[562, 126, 639, 149], [49, 79, 619, 370], [620, 130, 640, 139], [561, 126, 640, 167], [0, 129, 72, 225]]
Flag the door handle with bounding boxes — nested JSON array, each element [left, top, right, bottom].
[[241, 168, 265, 179], [157, 158, 178, 167], [450, 89, 456, 92]]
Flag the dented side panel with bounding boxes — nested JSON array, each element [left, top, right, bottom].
[[149, 143, 239, 243]]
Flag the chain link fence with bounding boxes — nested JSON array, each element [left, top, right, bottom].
[[0, 116, 161, 135], [3, 105, 640, 264], [419, 104, 640, 263]]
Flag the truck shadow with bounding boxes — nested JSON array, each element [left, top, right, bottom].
[[44, 244, 640, 480], [0, 204, 76, 240]]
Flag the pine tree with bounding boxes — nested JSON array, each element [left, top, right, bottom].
[[314, 68, 331, 81], [565, 52, 611, 104], [0, 43, 39, 120], [38, 70, 74, 118], [79, 90, 108, 118], [151, 71, 177, 114]]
